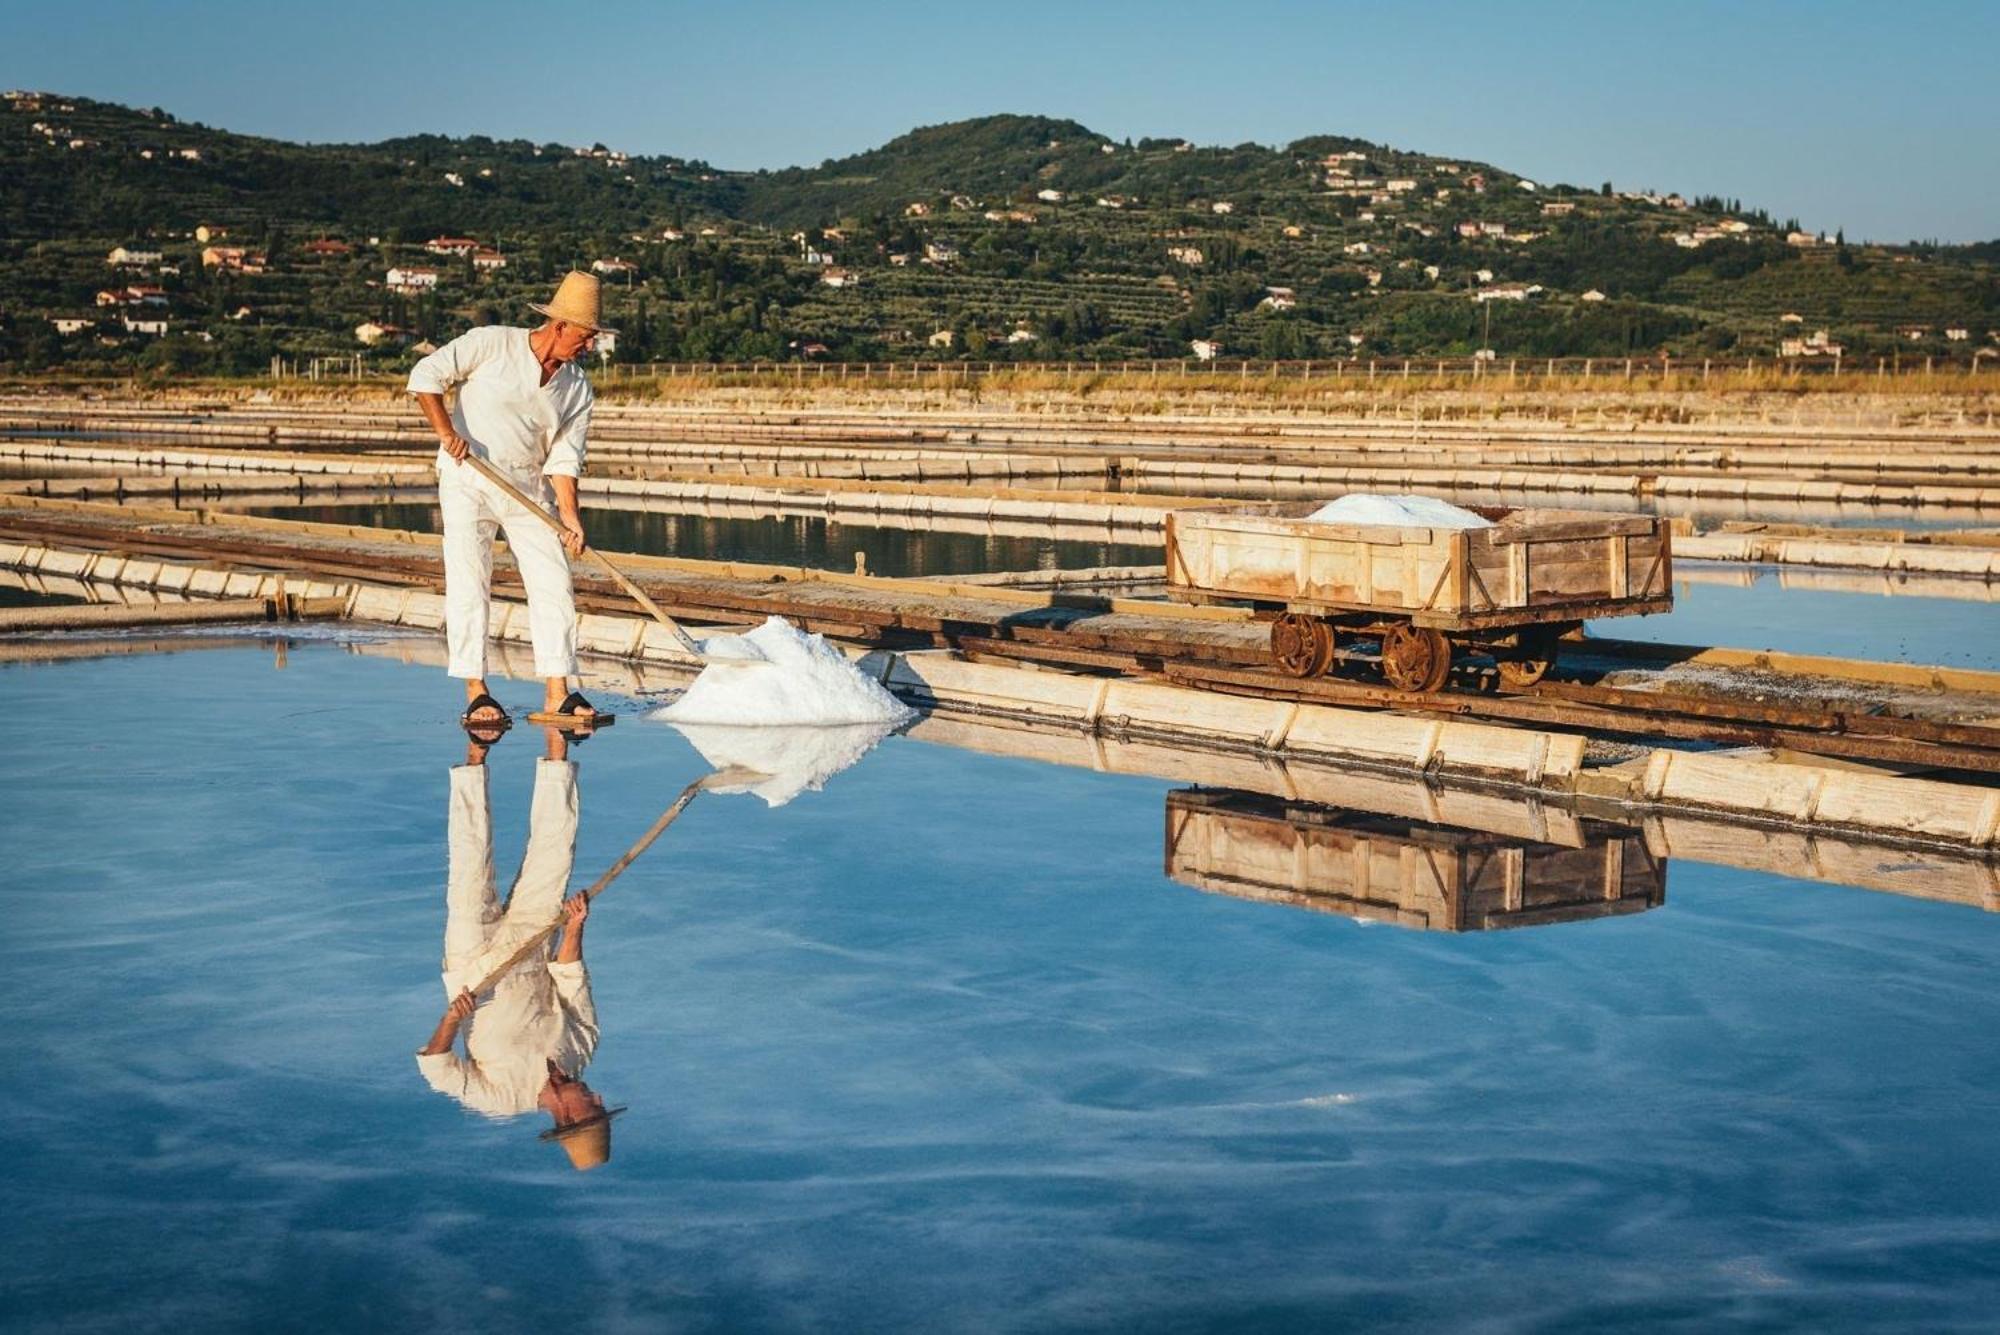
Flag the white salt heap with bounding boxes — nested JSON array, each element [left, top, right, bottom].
[[670, 720, 898, 807], [654, 616, 916, 728], [1305, 493, 1494, 529]]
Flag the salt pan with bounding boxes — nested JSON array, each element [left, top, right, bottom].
[[653, 616, 916, 728], [670, 720, 898, 807], [1305, 494, 1494, 529]]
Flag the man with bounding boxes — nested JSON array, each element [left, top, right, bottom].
[[407, 270, 615, 729], [417, 726, 623, 1171]]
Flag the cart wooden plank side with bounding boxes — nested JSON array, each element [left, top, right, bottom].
[[1165, 502, 1673, 689]]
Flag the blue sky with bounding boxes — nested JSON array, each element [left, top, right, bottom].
[[4, 0, 1994, 242]]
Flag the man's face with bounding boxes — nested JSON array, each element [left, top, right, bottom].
[[540, 1062, 607, 1125], [548, 321, 597, 364]]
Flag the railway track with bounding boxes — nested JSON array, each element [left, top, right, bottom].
[[5, 509, 1998, 776]]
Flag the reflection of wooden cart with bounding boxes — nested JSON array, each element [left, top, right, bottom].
[[1164, 789, 1665, 932], [1165, 504, 1673, 691]]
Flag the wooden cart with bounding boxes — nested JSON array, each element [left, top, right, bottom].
[[1164, 789, 1666, 932], [1165, 502, 1672, 690]]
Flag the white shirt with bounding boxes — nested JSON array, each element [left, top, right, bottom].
[[406, 325, 592, 484]]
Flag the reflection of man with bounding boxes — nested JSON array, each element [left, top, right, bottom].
[[417, 729, 622, 1171]]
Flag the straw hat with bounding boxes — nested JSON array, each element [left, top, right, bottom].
[[529, 270, 619, 335], [540, 1106, 627, 1172]]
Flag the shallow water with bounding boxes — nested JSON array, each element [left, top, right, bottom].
[[2, 639, 1999, 1330], [240, 501, 1159, 578]]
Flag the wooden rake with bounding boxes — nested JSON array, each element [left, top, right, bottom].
[[456, 451, 768, 670]]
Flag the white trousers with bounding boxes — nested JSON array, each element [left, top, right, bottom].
[[439, 466, 578, 679]]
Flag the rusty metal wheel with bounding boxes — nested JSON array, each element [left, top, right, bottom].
[[1379, 623, 1452, 693], [1270, 613, 1335, 678], [1495, 626, 1563, 689]]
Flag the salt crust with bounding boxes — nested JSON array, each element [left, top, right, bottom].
[[1305, 494, 1494, 529], [653, 616, 917, 728]]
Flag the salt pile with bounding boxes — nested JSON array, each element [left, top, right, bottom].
[[671, 720, 899, 807], [1306, 494, 1494, 529], [654, 616, 916, 728]]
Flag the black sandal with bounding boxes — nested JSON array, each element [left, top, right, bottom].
[[529, 691, 615, 728], [460, 692, 512, 731]]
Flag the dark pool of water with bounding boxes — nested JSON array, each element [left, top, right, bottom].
[[242, 502, 1161, 577], [2, 640, 1998, 1329]]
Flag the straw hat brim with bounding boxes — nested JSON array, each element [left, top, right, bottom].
[[528, 302, 618, 336], [538, 1106, 628, 1141]]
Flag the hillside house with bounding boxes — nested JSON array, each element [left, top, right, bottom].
[[442, 172, 464, 188], [300, 239, 353, 259], [949, 196, 978, 210], [928, 329, 955, 349], [590, 258, 636, 277], [1344, 242, 1371, 256], [1475, 269, 1494, 283], [1542, 201, 1576, 216], [797, 342, 830, 359], [1167, 246, 1205, 266], [386, 266, 439, 291], [1036, 189, 1065, 203], [1717, 219, 1751, 234], [353, 321, 410, 346], [121, 316, 169, 336], [201, 245, 248, 269], [1096, 196, 1128, 209], [1347, 333, 1366, 347], [176, 148, 200, 161], [1211, 201, 1234, 214], [1781, 330, 1843, 358], [472, 249, 507, 271], [107, 246, 163, 268], [887, 252, 911, 267], [194, 225, 228, 243], [904, 202, 930, 216], [1902, 327, 1928, 341], [1455, 222, 1482, 239], [1357, 211, 1375, 223], [1006, 328, 1037, 344], [1786, 231, 1824, 247], [1386, 178, 1417, 193], [1480, 221, 1507, 237], [1474, 283, 1540, 302], [49, 317, 94, 335], [424, 237, 480, 256], [1260, 287, 1297, 310], [1424, 265, 1441, 280], [1581, 289, 1607, 302], [1190, 339, 1222, 361], [1947, 328, 1970, 341], [819, 267, 859, 288], [923, 241, 959, 264], [1282, 225, 1303, 238]]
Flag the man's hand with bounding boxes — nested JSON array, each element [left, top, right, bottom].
[[564, 894, 591, 927], [556, 893, 589, 964], [439, 431, 471, 462], [558, 516, 586, 556], [420, 988, 478, 1055]]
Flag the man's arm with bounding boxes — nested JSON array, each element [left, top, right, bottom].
[[555, 894, 588, 964], [549, 475, 585, 555], [414, 392, 470, 461], [419, 988, 477, 1056]]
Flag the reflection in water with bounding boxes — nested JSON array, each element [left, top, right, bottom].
[[669, 719, 902, 807], [244, 501, 1160, 578], [416, 738, 622, 1171], [1165, 788, 1666, 931]]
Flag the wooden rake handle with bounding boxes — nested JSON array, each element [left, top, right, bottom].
[[454, 451, 708, 660]]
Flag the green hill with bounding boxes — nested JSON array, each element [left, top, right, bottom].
[[2, 90, 1994, 373]]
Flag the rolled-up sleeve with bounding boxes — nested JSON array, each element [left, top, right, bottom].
[[407, 327, 496, 396], [544, 394, 591, 478]]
